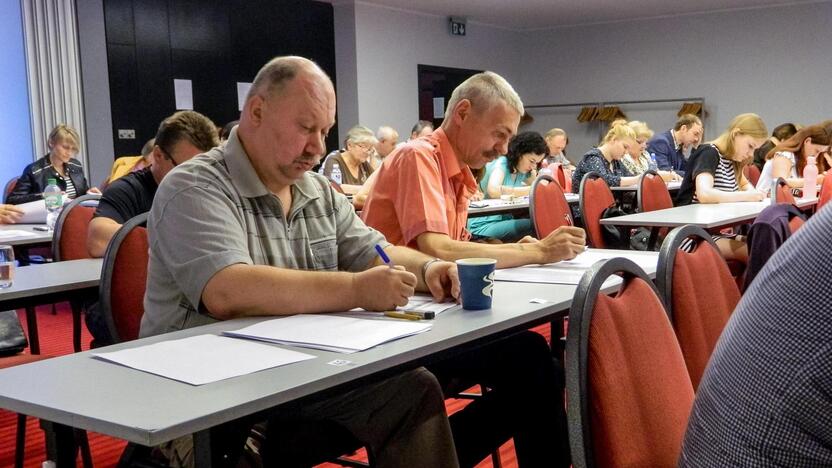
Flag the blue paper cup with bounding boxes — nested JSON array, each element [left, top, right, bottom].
[[456, 258, 497, 310]]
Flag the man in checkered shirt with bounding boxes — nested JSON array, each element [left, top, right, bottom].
[[680, 204, 832, 465]]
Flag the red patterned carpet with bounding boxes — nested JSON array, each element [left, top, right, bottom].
[[1, 303, 551, 467]]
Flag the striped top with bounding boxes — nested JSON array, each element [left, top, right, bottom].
[[62, 175, 77, 199], [676, 144, 740, 205]]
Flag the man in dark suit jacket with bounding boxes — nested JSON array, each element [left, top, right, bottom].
[[647, 114, 702, 177]]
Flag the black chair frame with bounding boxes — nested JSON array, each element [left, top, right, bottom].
[[565, 257, 660, 468]]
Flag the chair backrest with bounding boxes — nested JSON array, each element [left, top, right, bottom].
[[818, 172, 832, 209], [529, 174, 572, 238], [3, 177, 18, 204], [656, 225, 740, 390], [99, 213, 149, 343], [770, 177, 796, 206], [637, 170, 673, 213], [578, 172, 615, 248], [52, 194, 101, 261], [566, 258, 694, 468], [554, 164, 567, 188], [743, 164, 761, 187]]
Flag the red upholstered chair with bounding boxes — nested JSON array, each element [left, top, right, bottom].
[[656, 225, 741, 390], [553, 164, 567, 188], [578, 172, 616, 248], [3, 176, 18, 203], [566, 258, 694, 468], [52, 193, 101, 352], [743, 164, 761, 187], [637, 170, 673, 213], [99, 213, 148, 343], [770, 177, 796, 206], [818, 172, 832, 210], [530, 174, 572, 238]]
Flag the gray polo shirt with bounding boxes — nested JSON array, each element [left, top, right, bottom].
[[140, 129, 389, 337]]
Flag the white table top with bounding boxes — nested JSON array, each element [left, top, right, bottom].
[[0, 258, 102, 304], [600, 198, 817, 229], [0, 224, 52, 246], [0, 251, 657, 447]]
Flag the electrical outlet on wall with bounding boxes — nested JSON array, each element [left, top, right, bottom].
[[117, 129, 136, 139]]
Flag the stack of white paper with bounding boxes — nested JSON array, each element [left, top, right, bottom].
[[494, 250, 657, 285], [15, 198, 71, 224], [93, 334, 316, 385], [223, 314, 432, 353]]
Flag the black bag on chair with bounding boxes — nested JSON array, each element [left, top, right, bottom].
[[0, 310, 28, 356], [599, 206, 631, 250]]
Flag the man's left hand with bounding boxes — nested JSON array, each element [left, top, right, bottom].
[[424, 261, 460, 303]]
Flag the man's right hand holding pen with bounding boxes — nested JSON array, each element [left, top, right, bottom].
[[356, 244, 461, 312]]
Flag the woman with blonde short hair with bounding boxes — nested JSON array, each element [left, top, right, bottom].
[[571, 121, 641, 192], [7, 124, 99, 204]]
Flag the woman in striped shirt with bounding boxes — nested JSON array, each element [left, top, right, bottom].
[[675, 113, 768, 262], [7, 124, 99, 204], [676, 113, 767, 206]]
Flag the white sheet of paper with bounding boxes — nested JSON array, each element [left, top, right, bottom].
[[174, 79, 193, 110], [14, 198, 70, 224], [237, 82, 252, 111], [494, 250, 656, 285], [401, 294, 458, 314], [0, 229, 39, 239], [93, 334, 315, 386], [224, 314, 432, 354]]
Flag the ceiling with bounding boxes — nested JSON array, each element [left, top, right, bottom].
[[332, 0, 822, 30]]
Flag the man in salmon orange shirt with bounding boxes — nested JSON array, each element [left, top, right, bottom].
[[362, 71, 585, 467]]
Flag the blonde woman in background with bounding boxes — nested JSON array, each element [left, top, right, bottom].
[[7, 124, 100, 204], [571, 121, 642, 192], [675, 113, 768, 263], [622, 121, 680, 181]]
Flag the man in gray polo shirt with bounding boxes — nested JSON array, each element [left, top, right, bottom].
[[141, 56, 460, 467]]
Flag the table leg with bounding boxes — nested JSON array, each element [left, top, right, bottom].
[[24, 306, 39, 355], [193, 429, 214, 468], [40, 420, 77, 467], [70, 300, 83, 352], [647, 227, 660, 251]]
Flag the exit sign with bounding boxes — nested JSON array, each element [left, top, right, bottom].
[[450, 17, 466, 36]]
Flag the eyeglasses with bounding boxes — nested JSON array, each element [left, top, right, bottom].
[[159, 146, 178, 166]]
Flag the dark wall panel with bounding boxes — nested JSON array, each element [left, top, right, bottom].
[[104, 0, 337, 158]]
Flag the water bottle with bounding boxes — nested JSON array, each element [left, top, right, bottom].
[[803, 155, 818, 199], [43, 178, 62, 230], [331, 163, 342, 185], [648, 152, 658, 171]]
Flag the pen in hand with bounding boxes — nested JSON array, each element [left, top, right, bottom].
[[375, 244, 393, 268]]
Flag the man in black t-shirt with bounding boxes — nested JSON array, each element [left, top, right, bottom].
[[83, 111, 218, 348], [87, 111, 219, 257]]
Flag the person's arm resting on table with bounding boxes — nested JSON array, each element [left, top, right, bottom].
[[415, 228, 585, 269]]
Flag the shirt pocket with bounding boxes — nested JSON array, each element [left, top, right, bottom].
[[309, 238, 338, 271]]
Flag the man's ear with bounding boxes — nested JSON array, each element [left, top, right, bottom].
[[150, 146, 165, 165], [452, 99, 472, 125], [246, 94, 265, 126]]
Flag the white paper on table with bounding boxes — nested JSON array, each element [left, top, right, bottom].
[[174, 79, 193, 110], [237, 82, 252, 111], [14, 198, 71, 224], [93, 334, 315, 385], [494, 250, 656, 285], [0, 229, 39, 239], [223, 314, 432, 354]]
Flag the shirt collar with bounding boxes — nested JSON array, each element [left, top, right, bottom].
[[670, 129, 683, 152], [432, 128, 478, 197], [223, 127, 319, 206]]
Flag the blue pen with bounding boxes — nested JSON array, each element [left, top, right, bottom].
[[375, 244, 393, 267]]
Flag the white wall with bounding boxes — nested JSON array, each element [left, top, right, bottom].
[[347, 1, 524, 142], [514, 2, 832, 159]]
